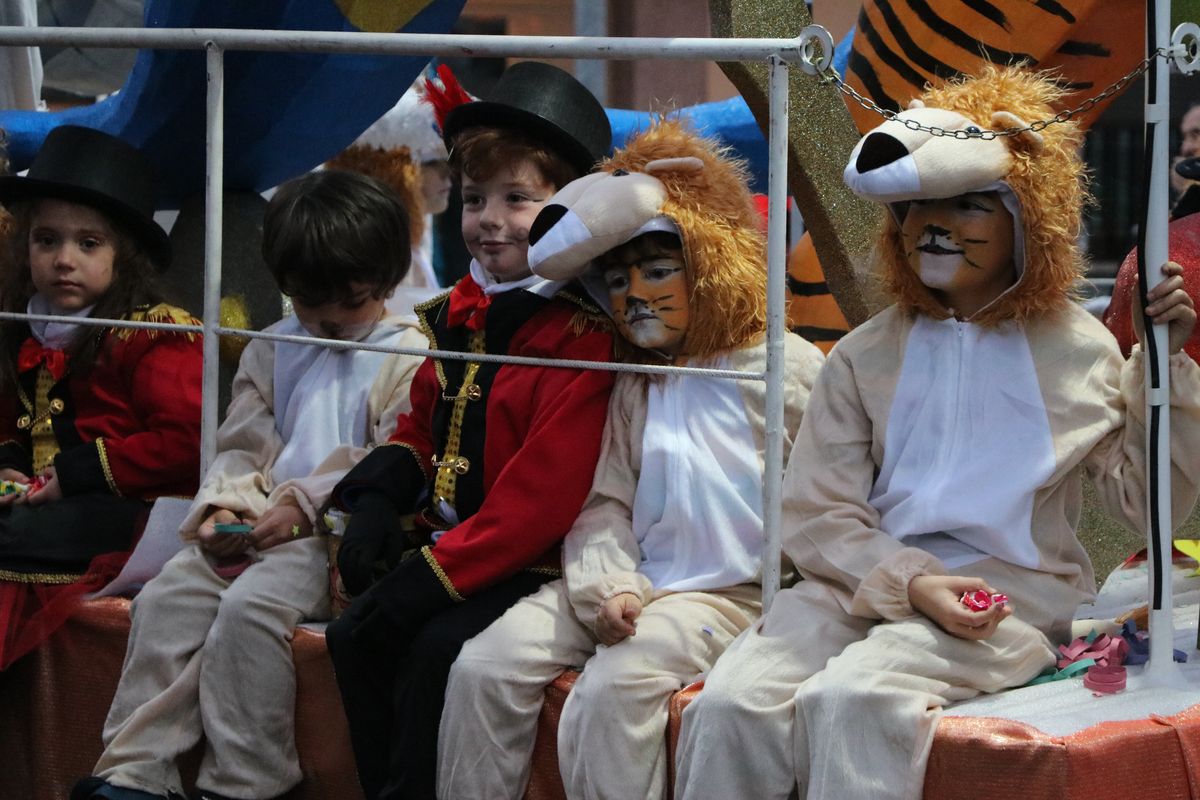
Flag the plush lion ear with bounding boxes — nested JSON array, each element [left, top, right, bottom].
[[644, 156, 704, 175], [991, 110, 1044, 152], [907, 98, 925, 110]]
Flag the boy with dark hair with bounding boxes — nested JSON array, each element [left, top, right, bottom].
[[323, 60, 615, 800], [262, 168, 411, 308], [73, 169, 428, 800]]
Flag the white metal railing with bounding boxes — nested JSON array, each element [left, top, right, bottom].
[[0, 27, 809, 60], [204, 43, 224, 476], [0, 316, 773, 378], [0, 24, 822, 610], [0, 21, 1193, 664]]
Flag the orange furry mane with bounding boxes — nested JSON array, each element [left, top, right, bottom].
[[603, 119, 766, 357], [879, 65, 1087, 325]]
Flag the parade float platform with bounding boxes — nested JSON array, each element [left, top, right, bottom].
[[2, 560, 1198, 800]]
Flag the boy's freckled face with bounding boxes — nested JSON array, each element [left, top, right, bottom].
[[28, 199, 118, 314], [291, 282, 386, 341], [602, 250, 690, 356], [461, 158, 556, 283]]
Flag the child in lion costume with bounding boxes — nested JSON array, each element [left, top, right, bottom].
[[674, 66, 1200, 800], [436, 118, 825, 800]]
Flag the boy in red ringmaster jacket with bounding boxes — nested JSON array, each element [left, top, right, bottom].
[[324, 61, 616, 800]]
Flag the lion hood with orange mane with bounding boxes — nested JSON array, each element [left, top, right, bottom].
[[527, 118, 767, 359], [843, 65, 1086, 326]]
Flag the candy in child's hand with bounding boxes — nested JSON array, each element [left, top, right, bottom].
[[213, 522, 254, 535], [0, 480, 29, 496], [25, 475, 48, 496], [960, 590, 1009, 612]]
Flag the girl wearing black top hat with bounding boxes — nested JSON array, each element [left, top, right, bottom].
[[0, 125, 203, 670], [323, 62, 616, 800]]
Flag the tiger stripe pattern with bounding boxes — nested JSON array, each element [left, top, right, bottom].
[[844, 0, 1145, 134]]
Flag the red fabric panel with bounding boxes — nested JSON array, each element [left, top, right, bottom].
[[290, 626, 363, 799], [0, 597, 132, 800], [532, 673, 1200, 800], [0, 549, 133, 670], [0, 598, 360, 800]]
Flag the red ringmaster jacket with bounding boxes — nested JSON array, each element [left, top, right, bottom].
[[0, 304, 203, 500], [332, 280, 615, 620]]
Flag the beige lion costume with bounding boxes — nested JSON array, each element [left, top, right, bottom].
[[674, 66, 1200, 800], [436, 119, 825, 800]]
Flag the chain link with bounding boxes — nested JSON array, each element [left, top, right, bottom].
[[817, 49, 1167, 138]]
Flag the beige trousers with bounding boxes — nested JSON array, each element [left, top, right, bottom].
[[675, 559, 1077, 800], [95, 538, 330, 800], [438, 579, 760, 800]]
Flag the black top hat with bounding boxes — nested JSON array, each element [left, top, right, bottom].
[[442, 61, 612, 177], [0, 125, 171, 269]]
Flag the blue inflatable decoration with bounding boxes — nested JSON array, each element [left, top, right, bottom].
[[0, 0, 468, 207], [607, 24, 857, 196], [1, 1, 857, 206], [608, 96, 772, 195]]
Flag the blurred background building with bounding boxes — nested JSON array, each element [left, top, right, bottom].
[[7, 0, 1189, 289]]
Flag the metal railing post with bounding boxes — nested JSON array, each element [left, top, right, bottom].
[[1141, 0, 1180, 684], [761, 54, 789, 612], [201, 42, 224, 475]]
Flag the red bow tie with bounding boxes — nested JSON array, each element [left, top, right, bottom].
[[18, 338, 68, 381], [446, 277, 492, 331]]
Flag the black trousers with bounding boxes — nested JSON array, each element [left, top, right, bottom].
[[326, 571, 553, 800], [0, 493, 146, 575]]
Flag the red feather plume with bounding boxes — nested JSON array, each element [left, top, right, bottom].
[[423, 64, 475, 132]]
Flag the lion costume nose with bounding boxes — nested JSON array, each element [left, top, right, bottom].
[[855, 131, 910, 174], [529, 204, 568, 245]]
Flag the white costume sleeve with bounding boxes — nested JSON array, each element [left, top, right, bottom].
[[562, 373, 653, 630], [179, 338, 282, 539], [782, 347, 946, 622], [1085, 348, 1200, 533]]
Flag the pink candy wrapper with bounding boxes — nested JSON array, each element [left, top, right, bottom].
[[960, 590, 1009, 612]]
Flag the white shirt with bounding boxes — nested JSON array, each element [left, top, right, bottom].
[[270, 316, 408, 486]]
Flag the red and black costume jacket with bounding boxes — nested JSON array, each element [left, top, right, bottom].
[[332, 281, 614, 624], [0, 305, 203, 501]]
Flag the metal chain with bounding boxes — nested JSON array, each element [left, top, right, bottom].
[[816, 48, 1167, 139]]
